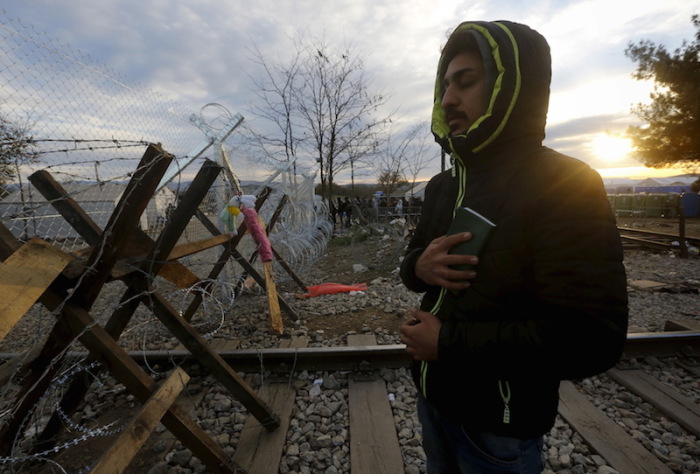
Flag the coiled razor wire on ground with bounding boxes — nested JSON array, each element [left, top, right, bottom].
[[267, 194, 333, 276]]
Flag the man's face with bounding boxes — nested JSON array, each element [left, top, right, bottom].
[[441, 51, 487, 136]]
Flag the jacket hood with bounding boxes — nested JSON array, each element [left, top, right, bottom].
[[432, 21, 552, 162]]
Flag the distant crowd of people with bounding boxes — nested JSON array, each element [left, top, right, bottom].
[[329, 194, 424, 228]]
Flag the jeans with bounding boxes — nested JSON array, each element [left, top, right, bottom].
[[418, 396, 544, 473]]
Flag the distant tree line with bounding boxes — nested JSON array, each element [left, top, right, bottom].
[[0, 114, 38, 197]]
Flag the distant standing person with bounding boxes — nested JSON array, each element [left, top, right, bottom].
[[399, 20, 628, 473], [344, 197, 353, 227], [336, 197, 346, 228], [395, 196, 404, 216]]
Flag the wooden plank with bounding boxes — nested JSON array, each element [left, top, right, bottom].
[[232, 194, 306, 294], [126, 340, 242, 472], [230, 248, 299, 321], [676, 360, 700, 377], [29, 170, 105, 245], [608, 368, 700, 438], [91, 367, 190, 473], [68, 225, 202, 289], [664, 319, 700, 331], [71, 145, 174, 308], [60, 301, 242, 473], [168, 234, 233, 260], [150, 292, 280, 430], [348, 334, 404, 474], [233, 337, 309, 473], [0, 238, 72, 341], [0, 221, 22, 259], [110, 158, 221, 289], [558, 381, 674, 474], [271, 247, 307, 292]]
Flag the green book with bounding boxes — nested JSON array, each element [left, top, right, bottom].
[[447, 207, 496, 270]]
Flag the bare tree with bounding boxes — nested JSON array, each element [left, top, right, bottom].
[[245, 33, 390, 204], [374, 121, 433, 196], [398, 121, 434, 196], [245, 42, 304, 170]]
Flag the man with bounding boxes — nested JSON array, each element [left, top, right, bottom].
[[399, 21, 628, 473]]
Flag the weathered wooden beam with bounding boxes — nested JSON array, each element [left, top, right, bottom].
[[233, 193, 307, 294], [558, 381, 674, 474], [0, 238, 72, 341], [28, 169, 104, 245], [72, 144, 174, 309], [230, 247, 299, 321], [149, 292, 280, 431], [233, 337, 308, 472], [60, 302, 242, 473], [36, 158, 221, 449], [90, 368, 190, 473], [347, 335, 405, 474], [182, 188, 273, 321], [608, 368, 700, 438]]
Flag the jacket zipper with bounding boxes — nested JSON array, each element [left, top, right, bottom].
[[420, 157, 468, 400]]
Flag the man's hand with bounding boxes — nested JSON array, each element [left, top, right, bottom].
[[415, 233, 477, 290], [400, 308, 442, 361]]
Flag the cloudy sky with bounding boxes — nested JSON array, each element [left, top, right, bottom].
[[2, 1, 698, 182]]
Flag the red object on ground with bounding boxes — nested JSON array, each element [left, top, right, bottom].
[[302, 282, 368, 298]]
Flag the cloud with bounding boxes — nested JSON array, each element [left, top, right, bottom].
[[2, 0, 698, 184]]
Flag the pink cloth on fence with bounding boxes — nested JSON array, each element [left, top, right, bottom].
[[241, 206, 273, 262]]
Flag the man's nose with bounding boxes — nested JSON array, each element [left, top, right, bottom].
[[441, 85, 457, 109]]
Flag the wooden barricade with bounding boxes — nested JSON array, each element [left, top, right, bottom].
[[0, 143, 306, 472]]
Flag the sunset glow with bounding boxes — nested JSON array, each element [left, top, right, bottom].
[[590, 133, 633, 163]]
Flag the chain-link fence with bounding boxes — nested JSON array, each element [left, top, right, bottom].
[[0, 10, 331, 267], [0, 12, 333, 469]]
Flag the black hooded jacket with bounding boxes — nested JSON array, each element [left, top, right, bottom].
[[400, 21, 628, 437]]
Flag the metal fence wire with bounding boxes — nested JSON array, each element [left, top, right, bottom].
[[0, 12, 335, 470], [0, 10, 331, 269]]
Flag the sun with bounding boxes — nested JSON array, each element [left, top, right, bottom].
[[590, 133, 632, 163]]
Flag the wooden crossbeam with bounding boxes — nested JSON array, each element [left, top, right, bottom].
[[233, 194, 307, 294], [180, 188, 274, 322], [233, 337, 309, 472], [0, 146, 174, 454], [59, 301, 242, 473], [90, 367, 190, 473], [29, 152, 200, 290], [0, 147, 290, 471], [347, 334, 405, 474], [35, 158, 280, 451], [608, 368, 700, 438], [0, 238, 72, 341], [149, 291, 280, 430], [558, 381, 673, 474], [102, 157, 224, 339]]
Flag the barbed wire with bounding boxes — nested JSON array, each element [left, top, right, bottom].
[[0, 10, 334, 470]]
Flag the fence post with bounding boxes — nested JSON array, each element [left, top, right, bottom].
[[678, 201, 688, 259]]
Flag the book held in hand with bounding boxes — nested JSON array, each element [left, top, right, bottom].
[[446, 207, 496, 270]]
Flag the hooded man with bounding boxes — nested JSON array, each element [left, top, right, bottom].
[[399, 21, 628, 473]]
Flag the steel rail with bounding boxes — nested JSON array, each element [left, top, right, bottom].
[[618, 226, 700, 248], [1, 332, 698, 374]]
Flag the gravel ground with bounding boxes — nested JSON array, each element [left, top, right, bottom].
[[1, 225, 699, 473]]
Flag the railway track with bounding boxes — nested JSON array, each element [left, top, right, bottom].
[[6, 322, 698, 473], [618, 226, 700, 252]]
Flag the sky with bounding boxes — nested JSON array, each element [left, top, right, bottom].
[[1, 1, 698, 183]]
